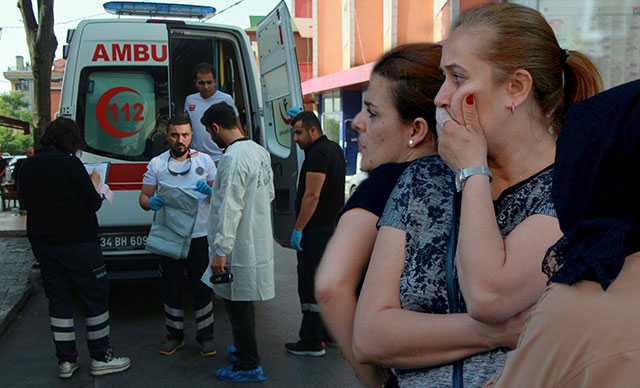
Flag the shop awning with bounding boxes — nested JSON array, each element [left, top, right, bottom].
[[0, 116, 30, 135], [301, 62, 374, 95]]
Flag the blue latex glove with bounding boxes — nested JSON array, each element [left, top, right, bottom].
[[149, 195, 165, 211], [290, 229, 303, 251], [193, 180, 212, 196], [286, 107, 303, 119]]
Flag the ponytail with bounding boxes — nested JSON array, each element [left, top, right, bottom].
[[551, 51, 604, 132]]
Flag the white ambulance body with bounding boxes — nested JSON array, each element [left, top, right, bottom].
[[58, 1, 302, 279]]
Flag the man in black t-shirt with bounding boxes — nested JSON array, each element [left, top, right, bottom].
[[285, 111, 346, 357]]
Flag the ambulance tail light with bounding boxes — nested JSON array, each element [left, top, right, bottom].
[[103, 2, 216, 20]]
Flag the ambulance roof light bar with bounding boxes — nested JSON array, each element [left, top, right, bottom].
[[103, 2, 216, 20]]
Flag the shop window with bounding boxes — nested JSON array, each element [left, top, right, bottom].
[[322, 91, 341, 144]]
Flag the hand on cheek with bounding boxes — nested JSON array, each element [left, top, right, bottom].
[[436, 93, 489, 172]]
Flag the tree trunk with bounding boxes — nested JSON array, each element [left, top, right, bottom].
[[18, 0, 57, 142]]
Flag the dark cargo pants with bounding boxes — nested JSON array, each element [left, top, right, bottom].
[[296, 225, 334, 345], [34, 241, 111, 362], [159, 236, 213, 343]]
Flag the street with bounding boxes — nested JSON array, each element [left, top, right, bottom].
[[0, 242, 362, 388]]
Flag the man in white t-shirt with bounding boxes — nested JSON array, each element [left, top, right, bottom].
[[139, 114, 217, 357], [184, 62, 241, 162]]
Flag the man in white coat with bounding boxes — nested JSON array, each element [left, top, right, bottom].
[[202, 102, 275, 383]]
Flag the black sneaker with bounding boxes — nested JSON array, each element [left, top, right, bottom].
[[199, 339, 216, 357], [159, 338, 184, 355], [284, 341, 326, 357]]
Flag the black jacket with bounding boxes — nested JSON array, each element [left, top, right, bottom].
[[20, 147, 102, 247]]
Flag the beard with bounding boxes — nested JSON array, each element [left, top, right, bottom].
[[171, 144, 188, 157], [210, 132, 226, 149]]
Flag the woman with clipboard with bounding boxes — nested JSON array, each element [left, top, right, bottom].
[[19, 117, 130, 379]]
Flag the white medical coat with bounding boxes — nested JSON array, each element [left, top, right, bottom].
[[208, 139, 275, 301]]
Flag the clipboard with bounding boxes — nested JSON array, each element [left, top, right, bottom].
[[84, 162, 111, 185]]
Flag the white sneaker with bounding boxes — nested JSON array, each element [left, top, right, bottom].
[[58, 361, 80, 378], [90, 354, 131, 376]]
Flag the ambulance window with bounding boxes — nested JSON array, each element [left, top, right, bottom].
[[77, 67, 169, 161]]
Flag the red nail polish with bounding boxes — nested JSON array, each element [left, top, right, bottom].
[[465, 94, 474, 105]]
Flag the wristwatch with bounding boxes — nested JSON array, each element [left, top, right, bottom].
[[455, 166, 492, 192]]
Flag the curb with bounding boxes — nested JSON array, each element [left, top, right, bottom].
[[0, 230, 27, 238]]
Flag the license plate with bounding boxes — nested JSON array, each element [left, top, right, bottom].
[[99, 233, 148, 251]]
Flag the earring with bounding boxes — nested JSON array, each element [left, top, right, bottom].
[[409, 139, 414, 147], [511, 102, 516, 115]]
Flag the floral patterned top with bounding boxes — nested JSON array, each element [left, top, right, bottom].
[[494, 165, 556, 236], [378, 157, 556, 388]]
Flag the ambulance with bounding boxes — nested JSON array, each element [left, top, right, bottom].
[[58, 1, 303, 279]]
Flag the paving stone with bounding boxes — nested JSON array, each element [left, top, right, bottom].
[[0, 237, 34, 336]]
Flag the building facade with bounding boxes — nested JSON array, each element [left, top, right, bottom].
[[298, 0, 453, 174], [2, 56, 65, 121], [289, 0, 639, 175], [3, 56, 34, 112]]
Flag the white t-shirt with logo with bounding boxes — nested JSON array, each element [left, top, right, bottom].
[[142, 149, 216, 238], [184, 91, 239, 161]]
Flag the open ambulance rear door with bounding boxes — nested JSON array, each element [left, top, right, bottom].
[[256, 1, 305, 247]]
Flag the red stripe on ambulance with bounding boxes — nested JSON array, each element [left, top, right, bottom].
[[92, 44, 168, 62], [106, 163, 148, 191], [109, 183, 143, 191]]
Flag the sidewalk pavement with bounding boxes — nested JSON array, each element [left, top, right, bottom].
[[0, 210, 35, 337]]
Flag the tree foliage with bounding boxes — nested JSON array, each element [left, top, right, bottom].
[[0, 93, 34, 155], [17, 0, 57, 140], [0, 93, 33, 123], [0, 128, 33, 155]]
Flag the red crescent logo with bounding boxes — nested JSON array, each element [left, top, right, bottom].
[[96, 86, 144, 138], [279, 103, 292, 125]]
